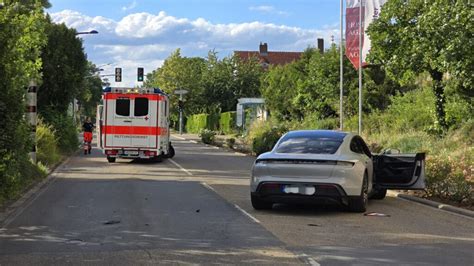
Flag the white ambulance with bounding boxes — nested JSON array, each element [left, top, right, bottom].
[[97, 87, 175, 162]]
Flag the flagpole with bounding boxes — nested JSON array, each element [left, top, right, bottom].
[[358, 0, 363, 135], [340, 0, 344, 131]]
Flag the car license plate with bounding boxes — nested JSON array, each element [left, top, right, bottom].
[[283, 185, 315, 195], [124, 150, 138, 155]]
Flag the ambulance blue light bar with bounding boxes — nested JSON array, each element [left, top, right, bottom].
[[102, 87, 166, 94]]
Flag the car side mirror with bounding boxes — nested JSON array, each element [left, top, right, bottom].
[[383, 148, 401, 154]]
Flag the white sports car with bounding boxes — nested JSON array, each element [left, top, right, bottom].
[[250, 130, 425, 212]]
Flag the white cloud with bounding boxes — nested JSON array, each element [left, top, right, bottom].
[[249, 5, 290, 16], [50, 10, 338, 87], [121, 0, 138, 12]]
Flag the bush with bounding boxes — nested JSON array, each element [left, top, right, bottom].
[[287, 116, 339, 131], [226, 137, 236, 148], [186, 113, 220, 133], [247, 120, 287, 156], [220, 111, 236, 134], [425, 155, 473, 203], [186, 114, 208, 133], [36, 120, 61, 167], [41, 110, 79, 154], [199, 129, 216, 144]]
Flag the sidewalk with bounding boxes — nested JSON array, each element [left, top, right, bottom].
[[172, 132, 252, 155]]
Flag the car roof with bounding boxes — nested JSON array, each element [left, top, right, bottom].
[[283, 130, 350, 141]]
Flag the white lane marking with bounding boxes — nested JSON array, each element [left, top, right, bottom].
[[189, 140, 198, 144], [201, 182, 216, 192], [233, 204, 261, 224], [172, 135, 186, 140], [200, 182, 261, 224], [298, 253, 321, 266], [168, 159, 193, 176]]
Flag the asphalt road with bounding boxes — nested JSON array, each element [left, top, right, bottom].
[[0, 135, 473, 265]]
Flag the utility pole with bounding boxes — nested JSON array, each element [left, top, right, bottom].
[[358, 0, 363, 135], [26, 80, 37, 163], [340, 0, 344, 131]]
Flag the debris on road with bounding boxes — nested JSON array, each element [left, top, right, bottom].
[[103, 220, 121, 225], [307, 223, 320, 227], [364, 212, 391, 217]]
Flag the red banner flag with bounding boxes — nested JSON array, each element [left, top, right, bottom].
[[345, 4, 364, 69], [346, 0, 387, 69]]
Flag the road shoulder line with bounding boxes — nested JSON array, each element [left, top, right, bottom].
[[200, 182, 261, 224], [388, 190, 474, 219], [297, 253, 321, 266], [168, 159, 193, 176], [233, 203, 261, 224]]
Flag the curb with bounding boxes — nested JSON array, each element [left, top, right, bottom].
[[388, 190, 474, 219]]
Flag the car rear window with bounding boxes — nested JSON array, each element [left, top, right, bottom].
[[275, 136, 343, 154]]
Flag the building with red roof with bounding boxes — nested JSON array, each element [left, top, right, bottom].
[[235, 42, 310, 69]]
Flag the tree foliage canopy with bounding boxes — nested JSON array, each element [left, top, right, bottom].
[[145, 49, 263, 124], [367, 0, 473, 129]]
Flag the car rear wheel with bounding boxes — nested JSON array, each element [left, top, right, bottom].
[[107, 157, 116, 163], [348, 174, 368, 213], [251, 194, 273, 210], [370, 188, 387, 200]]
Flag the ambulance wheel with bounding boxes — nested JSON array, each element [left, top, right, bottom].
[[168, 144, 175, 158], [107, 157, 116, 163]]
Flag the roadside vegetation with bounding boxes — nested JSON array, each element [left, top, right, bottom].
[[149, 1, 472, 206], [0, 1, 103, 206]]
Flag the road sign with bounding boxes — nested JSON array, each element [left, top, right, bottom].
[[174, 89, 188, 95]]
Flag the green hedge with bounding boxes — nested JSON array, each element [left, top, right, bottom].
[[219, 111, 236, 134], [186, 113, 220, 133]]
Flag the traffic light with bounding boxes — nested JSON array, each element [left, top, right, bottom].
[[115, 68, 122, 82], [178, 100, 184, 111], [137, 67, 144, 82]]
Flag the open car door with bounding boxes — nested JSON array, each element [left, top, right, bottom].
[[373, 153, 426, 190]]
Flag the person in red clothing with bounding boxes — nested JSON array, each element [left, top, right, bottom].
[[82, 117, 94, 154]]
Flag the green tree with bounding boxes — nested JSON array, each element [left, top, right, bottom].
[[39, 18, 88, 116], [145, 49, 206, 125], [146, 49, 263, 124], [0, 0, 48, 202], [367, 0, 473, 130], [77, 62, 104, 120]]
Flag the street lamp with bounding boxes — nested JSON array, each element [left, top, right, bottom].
[[76, 30, 98, 35]]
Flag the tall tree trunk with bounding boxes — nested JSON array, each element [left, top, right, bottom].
[[430, 70, 447, 130]]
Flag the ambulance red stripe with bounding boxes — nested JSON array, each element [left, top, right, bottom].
[[103, 93, 164, 101], [103, 125, 167, 135]]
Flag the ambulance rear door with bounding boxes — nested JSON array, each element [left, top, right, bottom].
[[104, 94, 132, 148], [130, 95, 157, 149]]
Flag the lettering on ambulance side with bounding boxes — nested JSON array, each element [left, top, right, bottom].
[[114, 135, 147, 139]]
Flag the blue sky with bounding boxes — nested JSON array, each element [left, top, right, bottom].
[[48, 0, 342, 86]]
